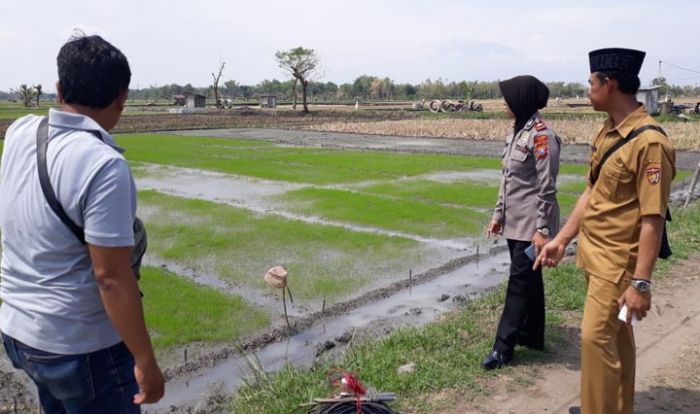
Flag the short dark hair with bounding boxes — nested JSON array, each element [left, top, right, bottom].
[[57, 35, 131, 108], [595, 71, 640, 95]]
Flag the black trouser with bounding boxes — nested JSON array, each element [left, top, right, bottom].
[[493, 239, 545, 354]]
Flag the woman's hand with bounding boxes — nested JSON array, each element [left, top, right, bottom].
[[531, 231, 549, 256], [486, 220, 502, 238]]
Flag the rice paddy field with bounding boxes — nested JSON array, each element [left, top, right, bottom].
[[0, 130, 688, 352], [1, 124, 697, 412], [119, 133, 593, 347], [0, 116, 694, 363]]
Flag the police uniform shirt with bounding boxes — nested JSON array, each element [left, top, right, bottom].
[[493, 113, 561, 241], [577, 104, 675, 282]]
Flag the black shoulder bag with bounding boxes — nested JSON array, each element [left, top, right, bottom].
[[36, 117, 148, 278], [589, 124, 672, 259]]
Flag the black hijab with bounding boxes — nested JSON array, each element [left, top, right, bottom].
[[498, 75, 550, 135]]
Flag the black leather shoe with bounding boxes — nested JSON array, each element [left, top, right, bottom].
[[568, 406, 580, 414], [481, 349, 512, 370]]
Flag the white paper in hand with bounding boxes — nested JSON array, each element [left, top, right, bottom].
[[618, 304, 639, 326]]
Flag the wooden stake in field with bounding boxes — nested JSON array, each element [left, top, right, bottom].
[[264, 265, 294, 330], [684, 160, 700, 208]]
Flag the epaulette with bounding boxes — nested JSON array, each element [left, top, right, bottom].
[[534, 119, 548, 132]]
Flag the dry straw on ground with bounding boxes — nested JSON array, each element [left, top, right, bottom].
[[306, 118, 700, 150]]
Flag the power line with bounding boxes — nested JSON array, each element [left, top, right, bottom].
[[660, 60, 700, 76], [666, 75, 700, 82]]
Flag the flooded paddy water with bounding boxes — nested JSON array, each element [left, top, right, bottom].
[[128, 141, 519, 411]]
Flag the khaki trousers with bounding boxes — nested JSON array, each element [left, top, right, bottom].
[[580, 273, 635, 414]]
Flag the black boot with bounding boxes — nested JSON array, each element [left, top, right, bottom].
[[481, 349, 512, 370], [568, 407, 580, 414]]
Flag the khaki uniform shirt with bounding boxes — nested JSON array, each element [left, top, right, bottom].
[[577, 105, 676, 283], [493, 113, 561, 241]]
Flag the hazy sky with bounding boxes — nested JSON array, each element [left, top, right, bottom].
[[2, 0, 699, 93]]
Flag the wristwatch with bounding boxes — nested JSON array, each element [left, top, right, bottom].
[[631, 278, 652, 293], [536, 228, 550, 237]]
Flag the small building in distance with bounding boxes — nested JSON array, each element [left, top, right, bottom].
[[637, 85, 661, 115], [185, 93, 206, 109], [259, 95, 277, 108]]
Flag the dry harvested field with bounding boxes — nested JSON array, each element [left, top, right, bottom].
[[304, 117, 700, 150], [2, 98, 698, 150]]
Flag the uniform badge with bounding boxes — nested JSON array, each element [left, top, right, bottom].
[[534, 135, 548, 160], [535, 121, 547, 132], [646, 167, 661, 184]]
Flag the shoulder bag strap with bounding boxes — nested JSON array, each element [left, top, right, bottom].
[[36, 117, 87, 244], [589, 124, 667, 185]]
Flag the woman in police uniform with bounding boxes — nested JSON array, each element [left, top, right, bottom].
[[482, 75, 561, 369]]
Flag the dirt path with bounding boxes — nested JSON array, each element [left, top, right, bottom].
[[443, 255, 700, 414]]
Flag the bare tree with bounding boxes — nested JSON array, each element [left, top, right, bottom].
[[18, 84, 34, 107], [212, 61, 226, 109], [34, 84, 42, 107], [274, 47, 320, 113]]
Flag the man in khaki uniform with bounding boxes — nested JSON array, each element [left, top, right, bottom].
[[536, 48, 675, 414]]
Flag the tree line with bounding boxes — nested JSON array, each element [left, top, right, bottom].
[[4, 77, 698, 106], [123, 77, 699, 104], [124, 77, 590, 103]]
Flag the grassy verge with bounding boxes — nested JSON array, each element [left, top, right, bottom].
[[140, 266, 269, 349], [230, 202, 700, 413], [138, 190, 432, 303]]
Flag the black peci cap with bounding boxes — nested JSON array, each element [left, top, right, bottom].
[[589, 48, 646, 75]]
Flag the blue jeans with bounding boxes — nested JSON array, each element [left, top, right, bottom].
[[1, 332, 140, 414]]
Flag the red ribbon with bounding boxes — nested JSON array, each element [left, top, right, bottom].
[[328, 370, 367, 414]]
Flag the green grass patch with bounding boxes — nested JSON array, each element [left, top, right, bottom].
[[117, 133, 514, 184], [140, 266, 269, 349], [654, 113, 700, 123], [559, 180, 588, 195], [358, 179, 579, 217], [138, 190, 428, 302], [230, 202, 700, 413], [280, 187, 488, 237], [361, 179, 501, 209], [0, 102, 51, 120]]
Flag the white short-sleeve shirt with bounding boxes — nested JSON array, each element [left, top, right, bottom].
[[0, 108, 137, 354]]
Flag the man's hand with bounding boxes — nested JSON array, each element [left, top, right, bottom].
[[531, 231, 549, 256], [487, 220, 502, 238], [533, 239, 566, 270], [133, 359, 165, 405], [617, 285, 651, 325], [89, 244, 165, 404]]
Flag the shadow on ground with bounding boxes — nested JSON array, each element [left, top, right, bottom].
[[635, 386, 700, 413], [511, 324, 581, 371]]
